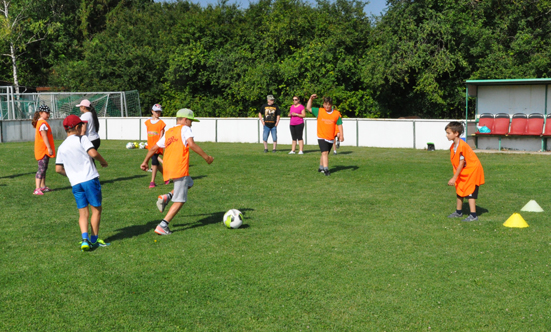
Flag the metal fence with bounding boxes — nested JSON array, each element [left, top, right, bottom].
[[0, 88, 141, 120]]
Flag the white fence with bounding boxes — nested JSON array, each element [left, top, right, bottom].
[[1, 117, 468, 150]]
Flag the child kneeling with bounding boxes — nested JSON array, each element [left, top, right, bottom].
[[56, 115, 109, 251]]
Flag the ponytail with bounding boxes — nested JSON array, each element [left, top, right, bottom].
[[86, 105, 100, 131], [31, 111, 40, 128]]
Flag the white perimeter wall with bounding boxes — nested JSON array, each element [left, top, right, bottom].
[[4, 117, 542, 151]]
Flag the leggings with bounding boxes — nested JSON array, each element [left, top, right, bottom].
[[36, 155, 50, 179]]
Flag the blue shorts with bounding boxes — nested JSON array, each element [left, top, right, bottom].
[[72, 177, 102, 209]]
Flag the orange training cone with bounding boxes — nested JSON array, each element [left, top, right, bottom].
[[503, 213, 529, 228]]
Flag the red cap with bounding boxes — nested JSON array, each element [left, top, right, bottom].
[[63, 115, 84, 130]]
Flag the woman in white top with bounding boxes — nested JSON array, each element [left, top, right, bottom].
[[77, 99, 101, 150]]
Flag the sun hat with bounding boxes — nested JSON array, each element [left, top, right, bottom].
[[152, 104, 162, 111], [267, 95, 275, 100], [76, 99, 91, 107], [38, 105, 51, 113], [63, 114, 84, 130], [176, 108, 200, 122]]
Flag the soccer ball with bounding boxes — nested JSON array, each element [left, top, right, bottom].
[[139, 142, 146, 149], [223, 209, 243, 229], [126, 142, 135, 149], [133, 142, 139, 148]]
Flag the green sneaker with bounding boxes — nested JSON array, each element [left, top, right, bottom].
[[80, 239, 91, 252], [91, 239, 110, 249]]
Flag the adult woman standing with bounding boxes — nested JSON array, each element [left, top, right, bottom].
[[77, 99, 101, 150], [288, 96, 306, 154]]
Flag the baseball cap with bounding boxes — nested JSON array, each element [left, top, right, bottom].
[[152, 104, 162, 111], [267, 95, 275, 100], [76, 99, 91, 107], [63, 114, 84, 130], [176, 108, 200, 122]]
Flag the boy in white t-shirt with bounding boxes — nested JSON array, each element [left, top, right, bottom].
[[56, 115, 109, 251]]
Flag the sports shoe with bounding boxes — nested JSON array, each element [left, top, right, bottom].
[[272, 149, 276, 153], [298, 151, 304, 155], [164, 180, 170, 185], [147, 168, 153, 172], [447, 211, 463, 218], [155, 224, 172, 235], [33, 188, 43, 195], [462, 215, 478, 222], [149, 182, 156, 188], [157, 194, 170, 213], [289, 151, 296, 154], [91, 239, 110, 249], [336, 140, 340, 148], [80, 239, 91, 251], [318, 168, 323, 173], [264, 149, 268, 153], [40, 187, 52, 192], [324, 170, 331, 176], [333, 150, 337, 155]]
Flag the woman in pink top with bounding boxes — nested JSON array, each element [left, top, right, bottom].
[[288, 96, 306, 154]]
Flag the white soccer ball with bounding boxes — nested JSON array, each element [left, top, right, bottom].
[[126, 142, 135, 149], [139, 142, 146, 149], [223, 209, 243, 229]]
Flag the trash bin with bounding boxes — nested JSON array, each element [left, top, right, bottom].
[[427, 143, 435, 151]]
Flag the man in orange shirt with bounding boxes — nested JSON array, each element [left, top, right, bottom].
[[306, 94, 344, 176], [141, 108, 214, 235]]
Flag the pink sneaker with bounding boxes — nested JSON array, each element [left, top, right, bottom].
[[41, 187, 52, 192], [33, 188, 44, 195], [164, 180, 170, 185], [149, 182, 156, 188]]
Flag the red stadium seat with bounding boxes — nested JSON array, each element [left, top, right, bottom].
[[492, 113, 511, 135], [476, 113, 494, 135], [543, 115, 551, 136], [508, 113, 527, 135], [525, 113, 544, 136]]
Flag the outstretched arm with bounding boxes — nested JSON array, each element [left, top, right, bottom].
[[306, 94, 317, 113], [141, 144, 160, 170], [187, 138, 214, 164]]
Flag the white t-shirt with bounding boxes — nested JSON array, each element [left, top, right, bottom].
[[156, 125, 194, 148], [39, 123, 48, 131], [56, 135, 100, 186], [80, 112, 100, 141]]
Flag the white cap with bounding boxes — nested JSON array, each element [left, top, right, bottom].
[[152, 104, 162, 111]]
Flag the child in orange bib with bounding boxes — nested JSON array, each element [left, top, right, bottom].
[[144, 104, 167, 188], [445, 122, 485, 222], [32, 105, 56, 195]]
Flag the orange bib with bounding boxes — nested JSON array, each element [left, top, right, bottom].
[[162, 126, 189, 181], [145, 119, 166, 154], [317, 108, 341, 140], [34, 119, 56, 160]]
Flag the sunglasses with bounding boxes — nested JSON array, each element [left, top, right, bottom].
[[293, 98, 299, 101]]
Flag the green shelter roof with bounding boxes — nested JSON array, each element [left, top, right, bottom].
[[466, 78, 551, 86]]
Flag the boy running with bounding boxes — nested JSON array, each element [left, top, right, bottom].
[[445, 121, 485, 222], [306, 94, 344, 176], [55, 115, 109, 251], [141, 108, 214, 235]]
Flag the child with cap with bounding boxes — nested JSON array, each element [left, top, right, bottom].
[[445, 121, 485, 222], [76, 99, 101, 150], [56, 115, 109, 251], [32, 105, 56, 195], [144, 104, 168, 188], [306, 94, 344, 176], [141, 108, 214, 235]]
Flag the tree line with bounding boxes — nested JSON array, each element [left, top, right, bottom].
[[1, 0, 551, 118]]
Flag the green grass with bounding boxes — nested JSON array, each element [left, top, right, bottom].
[[1, 140, 551, 331]]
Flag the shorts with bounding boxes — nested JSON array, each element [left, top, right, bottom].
[[91, 138, 100, 150], [318, 139, 334, 153], [290, 124, 304, 141], [151, 154, 160, 166], [172, 176, 194, 203], [458, 185, 479, 199], [72, 177, 102, 209], [263, 126, 277, 142]]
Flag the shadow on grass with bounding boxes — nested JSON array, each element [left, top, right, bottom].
[[462, 203, 489, 216], [335, 151, 353, 155], [50, 174, 148, 192], [104, 220, 159, 242], [0, 172, 35, 179], [330, 165, 359, 173], [173, 208, 254, 231]]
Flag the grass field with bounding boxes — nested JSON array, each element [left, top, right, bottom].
[[1, 140, 551, 331]]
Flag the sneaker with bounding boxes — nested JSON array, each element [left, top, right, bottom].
[[462, 215, 478, 222], [289, 151, 296, 154], [155, 224, 172, 235], [147, 168, 153, 172], [164, 180, 170, 185], [272, 149, 276, 153], [157, 194, 170, 213], [298, 151, 304, 155], [318, 168, 324, 173], [336, 140, 340, 148], [91, 239, 110, 249], [324, 170, 331, 176], [333, 150, 337, 155], [80, 239, 91, 251], [149, 182, 156, 188], [447, 211, 463, 218], [264, 149, 268, 153], [40, 187, 52, 192], [33, 188, 43, 195]]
